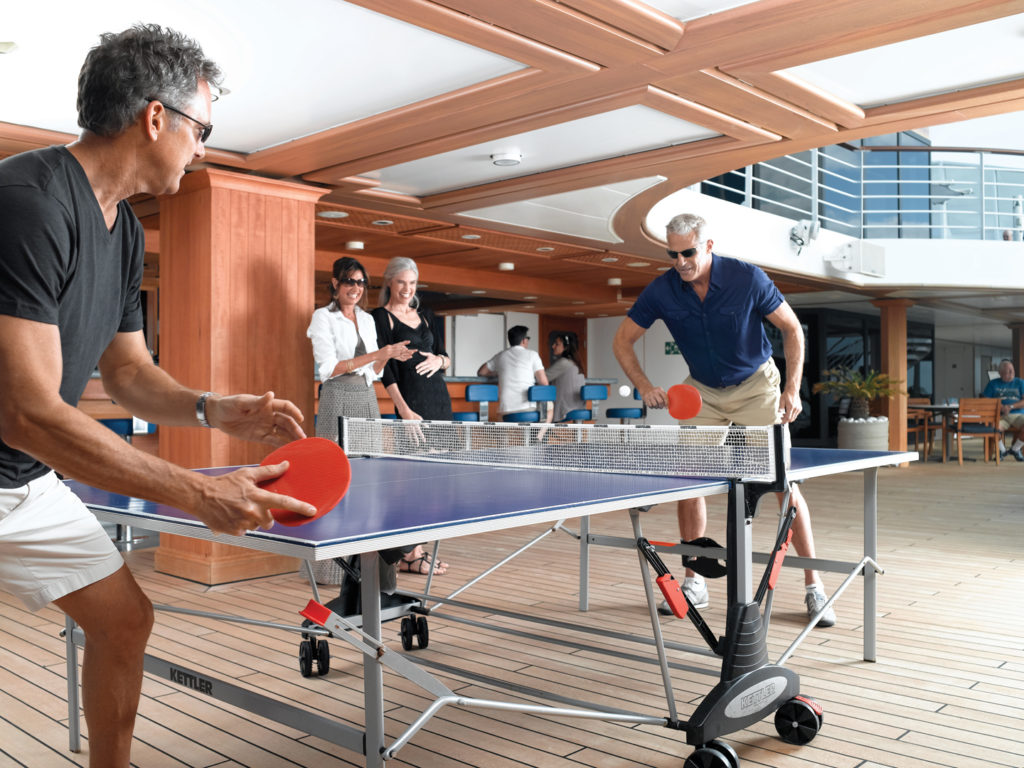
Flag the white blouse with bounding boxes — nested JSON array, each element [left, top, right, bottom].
[[306, 305, 381, 386]]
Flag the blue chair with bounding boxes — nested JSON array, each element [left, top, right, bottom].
[[503, 385, 556, 423], [454, 383, 499, 422], [606, 387, 646, 424], [563, 384, 608, 423], [381, 413, 399, 420]]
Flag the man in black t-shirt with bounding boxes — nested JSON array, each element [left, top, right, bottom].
[[0, 26, 315, 767]]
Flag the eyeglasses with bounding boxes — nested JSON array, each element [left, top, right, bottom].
[[152, 100, 213, 144], [339, 278, 368, 287], [666, 246, 701, 259]]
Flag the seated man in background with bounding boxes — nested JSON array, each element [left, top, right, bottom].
[[478, 325, 550, 418], [982, 359, 1024, 460]]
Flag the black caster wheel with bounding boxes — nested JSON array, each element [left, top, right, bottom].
[[298, 639, 314, 678], [683, 746, 732, 768], [775, 695, 823, 745], [705, 740, 739, 768], [315, 638, 330, 676], [399, 616, 415, 651], [415, 615, 429, 649]]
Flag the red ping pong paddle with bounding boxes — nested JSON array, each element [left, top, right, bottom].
[[667, 383, 703, 420], [257, 437, 351, 526]]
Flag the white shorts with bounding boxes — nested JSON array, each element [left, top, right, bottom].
[[0, 471, 124, 612]]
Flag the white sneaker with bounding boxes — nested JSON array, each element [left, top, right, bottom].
[[805, 587, 836, 628], [658, 576, 709, 614]]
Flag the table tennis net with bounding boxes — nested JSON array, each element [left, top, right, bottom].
[[340, 418, 786, 481]]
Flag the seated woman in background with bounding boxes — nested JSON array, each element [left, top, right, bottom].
[[372, 256, 452, 576], [546, 332, 586, 422]]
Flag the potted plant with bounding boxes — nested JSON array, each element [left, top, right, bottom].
[[813, 368, 905, 449]]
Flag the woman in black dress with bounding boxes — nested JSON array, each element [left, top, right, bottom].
[[372, 257, 453, 421], [372, 257, 452, 575]]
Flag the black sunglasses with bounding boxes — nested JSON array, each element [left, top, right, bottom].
[[339, 277, 368, 287], [666, 247, 700, 259], [152, 100, 213, 144]]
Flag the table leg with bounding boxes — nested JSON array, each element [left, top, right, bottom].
[[360, 551, 384, 768], [863, 468, 878, 662], [578, 516, 590, 612]]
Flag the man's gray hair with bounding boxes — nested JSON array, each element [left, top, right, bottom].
[[379, 257, 420, 308], [77, 24, 222, 137], [665, 213, 708, 240]]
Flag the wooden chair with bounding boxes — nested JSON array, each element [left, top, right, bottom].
[[952, 398, 1003, 466], [907, 397, 941, 460]]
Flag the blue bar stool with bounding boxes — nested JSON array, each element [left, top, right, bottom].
[[562, 384, 608, 423], [606, 387, 646, 424], [502, 385, 556, 423], [454, 383, 499, 422]]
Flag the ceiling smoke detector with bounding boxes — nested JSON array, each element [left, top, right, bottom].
[[491, 152, 522, 167]]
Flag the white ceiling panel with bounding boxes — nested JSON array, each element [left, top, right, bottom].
[[786, 13, 1024, 108], [0, 0, 525, 153], [460, 176, 666, 242], [367, 106, 717, 196], [645, 0, 761, 22]]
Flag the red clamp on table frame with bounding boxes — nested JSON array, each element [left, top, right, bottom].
[[637, 537, 720, 653], [638, 537, 688, 618]]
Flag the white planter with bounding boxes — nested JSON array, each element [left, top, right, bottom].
[[837, 417, 890, 451]]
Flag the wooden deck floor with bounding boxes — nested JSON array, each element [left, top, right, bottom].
[[1, 447, 1022, 768]]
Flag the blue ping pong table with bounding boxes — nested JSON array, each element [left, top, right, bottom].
[[64, 441, 915, 767]]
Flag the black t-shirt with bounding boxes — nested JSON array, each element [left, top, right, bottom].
[[0, 145, 144, 487]]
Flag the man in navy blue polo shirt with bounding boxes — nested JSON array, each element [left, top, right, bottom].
[[613, 213, 835, 627]]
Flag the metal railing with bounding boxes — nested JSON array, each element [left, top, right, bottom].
[[702, 145, 1024, 241]]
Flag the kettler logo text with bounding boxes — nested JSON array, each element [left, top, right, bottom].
[[169, 667, 213, 695], [724, 675, 788, 719]]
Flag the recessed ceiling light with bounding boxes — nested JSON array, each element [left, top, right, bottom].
[[536, 246, 554, 252], [657, 266, 670, 271], [317, 210, 349, 219], [498, 262, 515, 271], [471, 290, 486, 295], [601, 256, 619, 263], [461, 233, 482, 240], [345, 241, 364, 250], [627, 261, 649, 268], [571, 300, 585, 305], [491, 152, 522, 167], [371, 219, 393, 226], [523, 295, 537, 300], [523, 305, 535, 309], [607, 277, 622, 286]]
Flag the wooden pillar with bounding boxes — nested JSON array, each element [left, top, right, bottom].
[[1009, 323, 1024, 375], [872, 299, 913, 453], [155, 169, 326, 584]]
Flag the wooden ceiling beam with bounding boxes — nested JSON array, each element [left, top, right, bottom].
[[723, 70, 866, 129], [433, 0, 666, 65], [315, 250, 620, 303], [558, 0, 684, 51]]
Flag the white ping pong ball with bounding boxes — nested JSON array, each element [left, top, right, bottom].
[[618, 385, 631, 397]]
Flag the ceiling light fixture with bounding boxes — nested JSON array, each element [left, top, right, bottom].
[[627, 261, 649, 268], [371, 219, 393, 226], [471, 290, 486, 295], [536, 246, 554, 252], [498, 262, 515, 271], [523, 295, 538, 300], [345, 241, 364, 250], [461, 233, 482, 240], [491, 152, 522, 167], [601, 256, 619, 263], [317, 210, 349, 219], [607, 277, 622, 286]]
